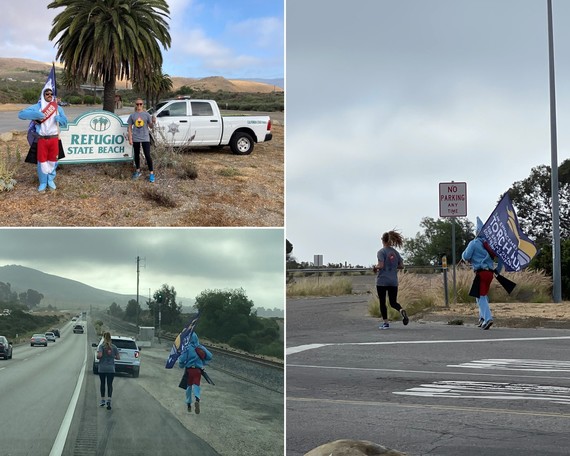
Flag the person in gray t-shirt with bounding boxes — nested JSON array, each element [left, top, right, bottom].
[[97, 331, 120, 409], [374, 230, 409, 330], [127, 98, 156, 182]]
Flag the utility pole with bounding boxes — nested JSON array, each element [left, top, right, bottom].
[[136, 256, 146, 326], [547, 0, 562, 302]]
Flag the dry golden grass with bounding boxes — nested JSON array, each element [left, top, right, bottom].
[[0, 118, 283, 227], [286, 276, 353, 297]]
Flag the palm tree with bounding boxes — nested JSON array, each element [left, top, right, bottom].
[[133, 67, 173, 108], [47, 0, 171, 113]]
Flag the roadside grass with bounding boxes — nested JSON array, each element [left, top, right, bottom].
[[287, 268, 552, 320], [0, 144, 21, 192], [286, 276, 352, 297]]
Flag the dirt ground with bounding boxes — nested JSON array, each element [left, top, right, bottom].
[[348, 274, 570, 329], [419, 301, 570, 329], [0, 105, 284, 227]]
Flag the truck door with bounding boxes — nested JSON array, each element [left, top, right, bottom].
[[154, 101, 190, 145], [189, 101, 222, 145]]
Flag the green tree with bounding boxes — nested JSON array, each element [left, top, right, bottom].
[[48, 0, 171, 112], [108, 302, 123, 317], [149, 284, 181, 326], [194, 288, 255, 343], [18, 289, 44, 309], [133, 68, 173, 108], [404, 217, 475, 266], [507, 160, 570, 243], [124, 299, 141, 322]]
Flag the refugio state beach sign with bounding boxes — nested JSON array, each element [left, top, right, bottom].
[[59, 110, 133, 164]]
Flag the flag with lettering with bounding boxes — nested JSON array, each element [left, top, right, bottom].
[[27, 63, 57, 146], [480, 193, 538, 271], [165, 313, 200, 369]]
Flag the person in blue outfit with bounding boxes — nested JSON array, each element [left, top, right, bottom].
[[374, 230, 409, 330], [178, 332, 212, 414], [462, 217, 504, 330], [18, 87, 68, 192]]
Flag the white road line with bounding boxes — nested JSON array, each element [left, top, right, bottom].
[[286, 335, 570, 355], [449, 358, 570, 371], [49, 340, 87, 456], [287, 363, 570, 381], [394, 380, 570, 405]]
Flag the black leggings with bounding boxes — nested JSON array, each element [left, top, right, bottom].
[[376, 285, 403, 320], [133, 141, 153, 172], [99, 373, 115, 398]]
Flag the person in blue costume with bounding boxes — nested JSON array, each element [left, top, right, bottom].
[[178, 332, 212, 414], [462, 217, 504, 330], [18, 87, 68, 192]]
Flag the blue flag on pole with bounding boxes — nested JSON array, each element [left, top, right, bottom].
[[480, 193, 538, 272], [165, 313, 200, 369], [27, 63, 57, 146]]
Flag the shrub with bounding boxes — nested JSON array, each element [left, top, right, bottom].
[[286, 276, 352, 297], [0, 145, 21, 192]]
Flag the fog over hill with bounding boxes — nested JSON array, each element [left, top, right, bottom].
[[0, 265, 283, 317]]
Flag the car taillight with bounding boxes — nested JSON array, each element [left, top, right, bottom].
[[134, 351, 140, 358], [267, 119, 272, 131]]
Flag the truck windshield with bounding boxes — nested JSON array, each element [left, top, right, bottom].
[[148, 102, 168, 115]]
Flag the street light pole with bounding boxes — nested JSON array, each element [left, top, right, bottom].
[[546, 0, 562, 302]]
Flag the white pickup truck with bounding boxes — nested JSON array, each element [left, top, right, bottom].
[[127, 98, 273, 155]]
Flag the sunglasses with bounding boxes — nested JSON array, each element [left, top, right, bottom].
[[45, 92, 53, 96], [136, 103, 143, 105]]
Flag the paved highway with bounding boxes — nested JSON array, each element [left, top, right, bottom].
[[286, 295, 570, 456], [0, 319, 219, 455]]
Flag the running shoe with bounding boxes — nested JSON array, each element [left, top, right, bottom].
[[195, 401, 200, 414], [106, 400, 112, 410], [477, 318, 484, 327], [379, 322, 390, 330], [401, 309, 409, 325], [149, 174, 155, 183], [132, 171, 141, 179], [187, 403, 191, 413], [99, 399, 106, 407], [482, 320, 494, 330]]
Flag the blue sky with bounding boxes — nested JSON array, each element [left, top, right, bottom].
[[2, 0, 283, 80]]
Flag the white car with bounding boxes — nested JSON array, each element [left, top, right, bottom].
[[92, 335, 141, 377], [45, 332, 56, 342]]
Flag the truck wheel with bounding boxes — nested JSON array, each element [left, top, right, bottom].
[[132, 367, 140, 378], [230, 132, 254, 155]]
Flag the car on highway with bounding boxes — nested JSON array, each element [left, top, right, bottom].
[[50, 328, 61, 338], [30, 334, 48, 347], [92, 335, 141, 377], [0, 335, 13, 359], [73, 324, 84, 334], [45, 332, 56, 342]]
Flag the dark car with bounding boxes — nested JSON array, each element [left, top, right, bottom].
[[50, 328, 61, 338], [0, 336, 13, 359], [73, 324, 84, 334]]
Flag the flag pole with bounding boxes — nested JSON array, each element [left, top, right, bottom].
[[546, 0, 562, 302]]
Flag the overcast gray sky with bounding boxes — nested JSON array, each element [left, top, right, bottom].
[[0, 229, 284, 310], [286, 0, 570, 267]]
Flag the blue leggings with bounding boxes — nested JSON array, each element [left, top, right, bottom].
[[99, 373, 115, 398]]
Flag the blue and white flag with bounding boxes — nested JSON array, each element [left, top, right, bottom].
[[480, 193, 538, 272], [27, 63, 57, 146], [165, 313, 200, 369]]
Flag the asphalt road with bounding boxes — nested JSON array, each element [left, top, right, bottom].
[[0, 320, 219, 456], [286, 295, 570, 456], [0, 105, 284, 134]]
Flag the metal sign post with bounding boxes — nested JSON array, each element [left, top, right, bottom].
[[439, 182, 467, 304]]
